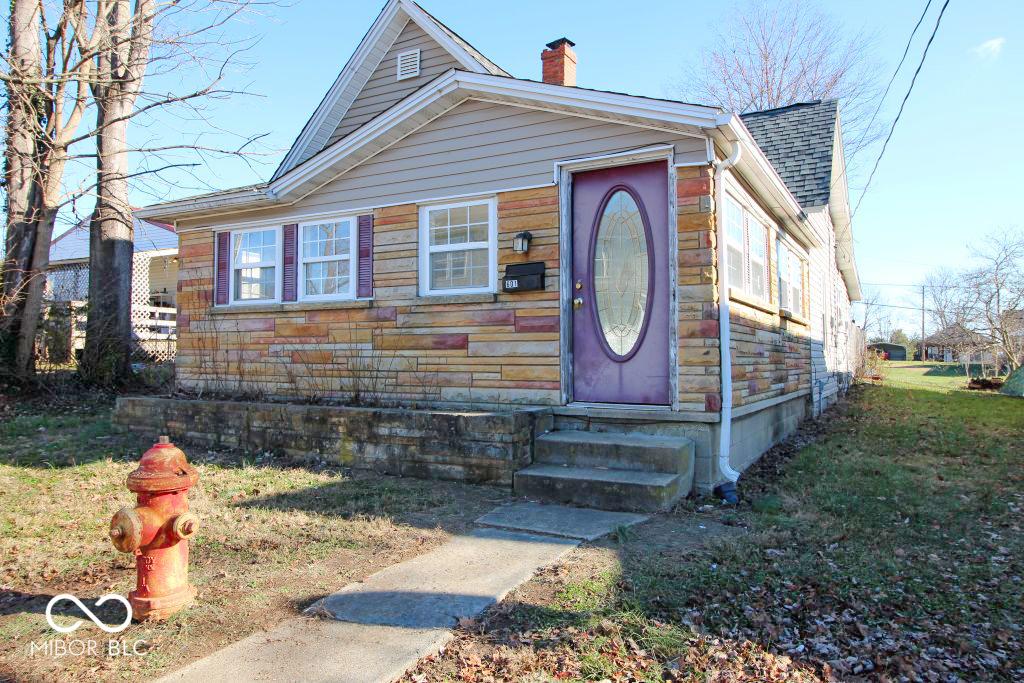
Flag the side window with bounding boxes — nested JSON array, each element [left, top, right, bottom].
[[748, 220, 768, 301], [419, 198, 496, 296], [777, 240, 805, 316], [299, 218, 356, 300], [724, 197, 745, 292], [231, 228, 279, 303], [724, 193, 772, 303]]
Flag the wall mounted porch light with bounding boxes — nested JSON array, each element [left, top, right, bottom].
[[513, 231, 533, 254]]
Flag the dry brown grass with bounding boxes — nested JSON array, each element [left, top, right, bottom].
[[0, 396, 506, 682]]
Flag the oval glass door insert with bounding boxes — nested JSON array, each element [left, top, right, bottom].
[[593, 189, 650, 357]]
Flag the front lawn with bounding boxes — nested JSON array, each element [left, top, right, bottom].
[[0, 395, 505, 682], [882, 360, 997, 392], [405, 384, 1023, 681]]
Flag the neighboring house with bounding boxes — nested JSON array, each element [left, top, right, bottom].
[[920, 325, 996, 364], [135, 0, 861, 503], [46, 215, 179, 361], [868, 342, 907, 361]]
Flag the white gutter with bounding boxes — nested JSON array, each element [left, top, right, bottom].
[[714, 140, 743, 484]]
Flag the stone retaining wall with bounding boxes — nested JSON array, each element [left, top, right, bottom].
[[113, 396, 549, 485]]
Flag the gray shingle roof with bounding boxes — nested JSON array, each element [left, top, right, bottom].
[[740, 100, 838, 208], [49, 216, 176, 263]]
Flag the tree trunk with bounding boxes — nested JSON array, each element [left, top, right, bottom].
[[1, 0, 42, 378], [82, 109, 134, 386], [12, 208, 59, 377]]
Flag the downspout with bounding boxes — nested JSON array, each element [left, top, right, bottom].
[[713, 140, 743, 494]]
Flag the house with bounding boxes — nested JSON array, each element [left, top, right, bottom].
[[45, 215, 179, 361], [130, 0, 861, 508], [867, 342, 907, 361], [920, 325, 997, 365]]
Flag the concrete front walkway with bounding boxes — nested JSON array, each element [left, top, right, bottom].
[[157, 503, 647, 683]]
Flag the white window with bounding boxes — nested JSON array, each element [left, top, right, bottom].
[[748, 219, 768, 301], [724, 193, 770, 303], [724, 198, 746, 293], [419, 198, 497, 296], [777, 240, 805, 316], [396, 49, 420, 80], [299, 218, 356, 300], [230, 227, 280, 303]]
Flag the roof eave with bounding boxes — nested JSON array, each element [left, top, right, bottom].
[[139, 72, 723, 223], [271, 0, 500, 181], [712, 114, 821, 249], [134, 186, 275, 223]]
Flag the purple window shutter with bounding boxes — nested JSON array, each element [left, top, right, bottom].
[[215, 231, 230, 305], [282, 224, 298, 301], [357, 214, 374, 298]]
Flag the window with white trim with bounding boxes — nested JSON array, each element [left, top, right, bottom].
[[419, 198, 496, 295], [299, 218, 356, 300], [231, 227, 279, 302], [777, 239, 805, 316], [723, 194, 770, 302]]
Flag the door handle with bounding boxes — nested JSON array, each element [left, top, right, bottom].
[[573, 297, 584, 310]]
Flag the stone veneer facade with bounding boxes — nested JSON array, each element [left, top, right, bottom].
[[113, 396, 547, 485], [174, 169, 734, 416]]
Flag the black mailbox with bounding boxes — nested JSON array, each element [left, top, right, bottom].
[[502, 262, 545, 293]]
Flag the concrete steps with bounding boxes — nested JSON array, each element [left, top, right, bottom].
[[515, 430, 694, 512]]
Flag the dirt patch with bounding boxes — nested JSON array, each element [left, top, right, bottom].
[[967, 377, 1005, 391], [403, 513, 745, 682]]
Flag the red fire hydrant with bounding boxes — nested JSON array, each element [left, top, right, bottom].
[[109, 436, 199, 621]]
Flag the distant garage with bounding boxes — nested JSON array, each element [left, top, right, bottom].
[[867, 342, 907, 361]]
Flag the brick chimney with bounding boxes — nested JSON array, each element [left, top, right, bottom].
[[541, 38, 576, 87]]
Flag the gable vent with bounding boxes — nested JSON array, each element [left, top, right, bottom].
[[396, 49, 421, 81]]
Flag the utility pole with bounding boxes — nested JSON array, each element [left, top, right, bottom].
[[921, 284, 926, 362]]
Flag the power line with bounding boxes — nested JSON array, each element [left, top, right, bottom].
[[860, 281, 975, 289], [844, 0, 935, 170], [852, 0, 951, 217]]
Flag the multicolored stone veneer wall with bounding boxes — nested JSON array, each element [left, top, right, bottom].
[[175, 167, 805, 414]]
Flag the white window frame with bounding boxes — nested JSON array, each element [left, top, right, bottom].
[[724, 190, 772, 304], [777, 238, 806, 317], [227, 225, 282, 306], [418, 196, 498, 297], [298, 216, 359, 302]]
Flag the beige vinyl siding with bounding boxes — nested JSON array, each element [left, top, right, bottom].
[[326, 20, 461, 147], [305, 101, 705, 215], [291, 19, 407, 169], [180, 100, 709, 231], [805, 208, 854, 414], [178, 100, 712, 231]]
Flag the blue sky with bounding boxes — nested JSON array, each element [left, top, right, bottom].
[[118, 0, 1023, 332]]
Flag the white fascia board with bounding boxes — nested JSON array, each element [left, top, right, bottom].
[[134, 186, 274, 222], [456, 72, 720, 129], [273, 0, 494, 182], [711, 114, 821, 249], [273, 0, 404, 181], [401, 1, 495, 75], [145, 72, 723, 222], [274, 71, 718, 199], [271, 71, 462, 198]]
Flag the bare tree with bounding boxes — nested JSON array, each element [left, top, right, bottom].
[[926, 229, 1024, 371], [2, 0, 273, 385], [673, 0, 880, 157], [2, 0, 95, 381]]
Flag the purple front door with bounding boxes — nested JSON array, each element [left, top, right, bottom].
[[571, 160, 671, 405]]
